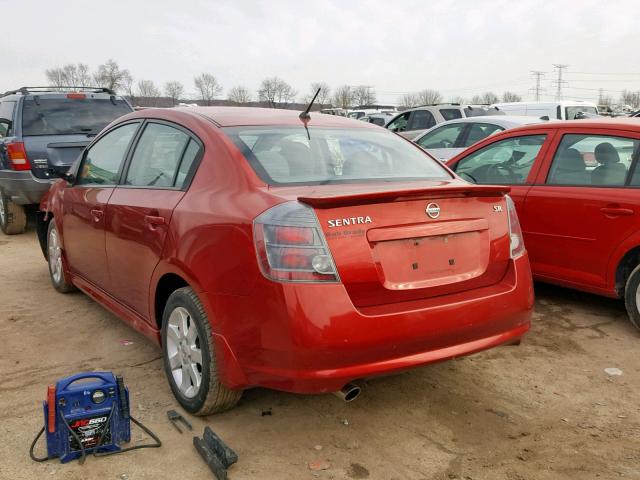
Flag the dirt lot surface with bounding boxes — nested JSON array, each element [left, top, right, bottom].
[[1, 229, 639, 480]]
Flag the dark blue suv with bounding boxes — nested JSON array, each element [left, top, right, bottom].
[[0, 87, 133, 234]]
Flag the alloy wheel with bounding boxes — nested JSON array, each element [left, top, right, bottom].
[[166, 306, 203, 398], [48, 226, 63, 284]]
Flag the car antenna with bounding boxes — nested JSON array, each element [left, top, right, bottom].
[[299, 87, 321, 139]]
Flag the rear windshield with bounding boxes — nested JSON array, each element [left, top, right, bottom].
[[224, 126, 451, 185], [22, 97, 132, 136]]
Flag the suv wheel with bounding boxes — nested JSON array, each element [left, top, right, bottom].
[[161, 287, 242, 415], [0, 190, 27, 235], [47, 220, 75, 293], [624, 264, 640, 330]]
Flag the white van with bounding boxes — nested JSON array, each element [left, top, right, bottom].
[[492, 101, 599, 120]]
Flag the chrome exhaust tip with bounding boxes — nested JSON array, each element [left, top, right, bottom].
[[332, 382, 361, 402]]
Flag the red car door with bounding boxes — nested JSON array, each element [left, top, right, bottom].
[[448, 128, 555, 213], [62, 122, 140, 289], [522, 127, 640, 293], [105, 122, 202, 319]]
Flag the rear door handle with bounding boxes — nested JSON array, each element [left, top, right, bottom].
[[90, 208, 103, 222], [600, 207, 634, 216], [144, 215, 166, 229]]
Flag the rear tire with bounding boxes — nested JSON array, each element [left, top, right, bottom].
[[161, 287, 242, 415], [0, 191, 27, 235], [47, 220, 76, 293], [624, 264, 640, 331]]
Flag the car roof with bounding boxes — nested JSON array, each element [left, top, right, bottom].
[[428, 115, 547, 127], [498, 117, 640, 134], [153, 106, 380, 128]]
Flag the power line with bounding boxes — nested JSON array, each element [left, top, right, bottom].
[[552, 64, 569, 100], [529, 71, 545, 101]]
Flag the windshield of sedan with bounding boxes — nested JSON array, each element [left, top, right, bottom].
[[223, 126, 451, 185], [22, 97, 132, 136]]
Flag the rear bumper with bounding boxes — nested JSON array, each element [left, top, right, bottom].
[[0, 169, 52, 205], [208, 254, 534, 393]]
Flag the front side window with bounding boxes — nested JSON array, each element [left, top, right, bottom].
[[77, 123, 139, 185], [224, 126, 451, 185], [409, 110, 436, 131], [387, 112, 410, 132], [440, 108, 463, 121], [0, 101, 16, 137], [416, 124, 465, 149], [22, 97, 132, 136], [125, 123, 192, 188], [454, 135, 546, 185], [548, 134, 638, 186]]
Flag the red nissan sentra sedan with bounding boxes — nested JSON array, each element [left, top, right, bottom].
[[40, 107, 533, 414]]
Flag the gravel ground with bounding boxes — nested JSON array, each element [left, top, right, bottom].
[[1, 229, 639, 480]]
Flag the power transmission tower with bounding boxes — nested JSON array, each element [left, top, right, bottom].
[[552, 64, 568, 100], [529, 71, 545, 101]]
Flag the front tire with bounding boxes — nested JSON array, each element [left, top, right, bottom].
[[0, 190, 27, 235], [47, 220, 75, 293], [161, 287, 242, 415], [624, 264, 640, 331]]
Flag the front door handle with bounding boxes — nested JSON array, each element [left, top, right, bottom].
[[600, 207, 634, 216], [90, 208, 103, 222], [144, 215, 166, 229]]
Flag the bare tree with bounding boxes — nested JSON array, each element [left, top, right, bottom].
[[93, 59, 132, 92], [451, 95, 467, 104], [352, 85, 377, 106], [164, 81, 184, 105], [122, 75, 136, 106], [45, 63, 92, 88], [416, 89, 442, 105], [470, 95, 483, 104], [502, 91, 522, 102], [399, 93, 420, 108], [332, 85, 353, 109], [621, 90, 640, 108], [227, 86, 252, 104], [137, 80, 161, 106], [302, 82, 331, 107], [194, 73, 223, 106], [479, 91, 499, 105], [258, 77, 297, 108]]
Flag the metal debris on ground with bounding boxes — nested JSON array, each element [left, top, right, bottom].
[[167, 410, 193, 434], [193, 426, 238, 480]]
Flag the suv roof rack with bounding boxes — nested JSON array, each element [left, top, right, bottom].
[[1, 86, 115, 97]]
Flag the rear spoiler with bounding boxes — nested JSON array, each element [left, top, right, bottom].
[[299, 184, 511, 208]]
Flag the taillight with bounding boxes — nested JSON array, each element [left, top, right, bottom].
[[6, 142, 31, 171], [254, 202, 339, 282], [505, 195, 525, 259]]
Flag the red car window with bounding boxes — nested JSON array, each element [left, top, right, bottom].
[[547, 134, 640, 186], [454, 134, 547, 185]]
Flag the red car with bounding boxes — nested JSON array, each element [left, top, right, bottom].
[[447, 119, 640, 329], [41, 107, 533, 414]]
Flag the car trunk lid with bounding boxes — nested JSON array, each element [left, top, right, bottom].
[[22, 135, 89, 179], [296, 182, 511, 307]]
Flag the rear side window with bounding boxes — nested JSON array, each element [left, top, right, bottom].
[[369, 117, 385, 126], [416, 124, 465, 149], [125, 123, 191, 188], [440, 109, 462, 121], [77, 123, 139, 185], [22, 97, 132, 136], [409, 110, 436, 130], [454, 135, 546, 185], [464, 123, 504, 147], [548, 134, 639, 186], [224, 126, 451, 185]]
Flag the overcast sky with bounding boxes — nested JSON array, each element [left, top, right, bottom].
[[2, 0, 638, 104]]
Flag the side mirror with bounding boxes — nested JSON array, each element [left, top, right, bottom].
[[48, 165, 75, 183]]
